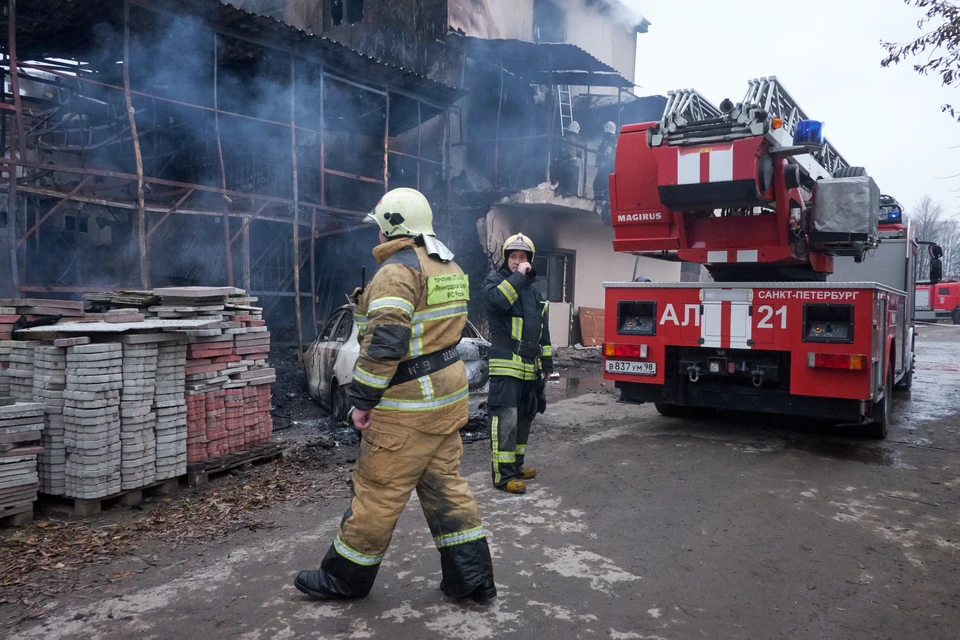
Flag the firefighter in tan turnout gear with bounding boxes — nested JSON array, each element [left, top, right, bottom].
[[483, 233, 553, 494], [295, 188, 497, 604]]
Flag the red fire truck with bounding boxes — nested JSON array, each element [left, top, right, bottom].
[[916, 281, 960, 324], [603, 78, 940, 438]]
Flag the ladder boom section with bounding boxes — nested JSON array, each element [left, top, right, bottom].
[[655, 76, 850, 178]]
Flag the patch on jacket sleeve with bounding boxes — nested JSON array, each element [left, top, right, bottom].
[[367, 324, 411, 361]]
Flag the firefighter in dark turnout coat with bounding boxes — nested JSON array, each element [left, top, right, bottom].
[[295, 188, 496, 604], [482, 233, 553, 493]]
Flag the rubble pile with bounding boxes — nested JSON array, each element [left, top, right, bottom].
[[0, 402, 43, 519]]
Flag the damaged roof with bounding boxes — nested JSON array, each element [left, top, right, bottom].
[[8, 0, 462, 106], [459, 37, 633, 88]]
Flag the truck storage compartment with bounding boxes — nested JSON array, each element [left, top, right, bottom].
[[809, 176, 880, 256]]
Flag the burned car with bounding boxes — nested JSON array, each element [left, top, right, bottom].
[[303, 304, 490, 421]]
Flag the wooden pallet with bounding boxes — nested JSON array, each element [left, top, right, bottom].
[[186, 440, 288, 487], [38, 476, 183, 517], [0, 501, 34, 527]]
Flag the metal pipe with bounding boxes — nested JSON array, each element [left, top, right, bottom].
[[6, 1, 22, 296], [212, 32, 234, 287], [17, 176, 93, 247], [310, 207, 317, 333], [291, 56, 303, 351], [417, 100, 422, 191], [242, 221, 251, 292], [383, 92, 390, 192], [147, 188, 195, 238], [494, 51, 503, 191], [124, 1, 149, 289]]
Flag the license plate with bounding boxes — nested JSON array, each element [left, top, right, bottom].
[[605, 360, 657, 376]]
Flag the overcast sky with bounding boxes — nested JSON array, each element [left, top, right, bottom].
[[625, 0, 960, 216]]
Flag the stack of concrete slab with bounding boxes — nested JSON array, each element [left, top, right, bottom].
[[6, 341, 38, 401], [0, 402, 43, 520], [119, 343, 158, 490], [150, 286, 235, 321], [64, 344, 123, 499], [154, 340, 187, 479], [33, 344, 68, 495], [204, 390, 228, 459]]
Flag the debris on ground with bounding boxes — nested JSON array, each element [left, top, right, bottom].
[[0, 440, 350, 613]]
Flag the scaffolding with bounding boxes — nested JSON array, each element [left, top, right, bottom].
[[0, 0, 460, 345]]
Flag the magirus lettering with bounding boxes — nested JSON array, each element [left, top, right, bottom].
[[617, 212, 663, 223]]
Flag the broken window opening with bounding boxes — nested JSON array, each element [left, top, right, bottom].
[[534, 0, 566, 43], [329, 0, 363, 28], [330, 0, 343, 27]]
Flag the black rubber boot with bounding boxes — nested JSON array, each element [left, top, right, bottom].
[[438, 538, 497, 604], [295, 545, 380, 600]]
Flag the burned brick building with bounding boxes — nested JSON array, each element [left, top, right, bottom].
[[2, 0, 681, 347]]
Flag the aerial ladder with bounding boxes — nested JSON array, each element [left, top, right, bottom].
[[611, 76, 880, 281]]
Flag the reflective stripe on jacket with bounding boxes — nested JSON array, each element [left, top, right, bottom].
[[349, 237, 470, 435], [482, 266, 553, 381]]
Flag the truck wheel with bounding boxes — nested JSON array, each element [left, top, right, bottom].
[[953, 309, 960, 325], [655, 403, 683, 418], [834, 166, 868, 178], [865, 365, 893, 439]]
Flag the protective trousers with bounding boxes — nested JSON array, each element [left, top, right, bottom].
[[489, 375, 539, 487], [315, 422, 494, 599]]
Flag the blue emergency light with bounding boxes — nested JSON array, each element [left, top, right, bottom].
[[879, 207, 902, 224], [793, 120, 824, 147]]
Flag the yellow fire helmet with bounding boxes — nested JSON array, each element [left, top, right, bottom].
[[365, 188, 436, 238], [502, 233, 536, 263]]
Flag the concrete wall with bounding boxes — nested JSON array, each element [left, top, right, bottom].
[[485, 205, 681, 311]]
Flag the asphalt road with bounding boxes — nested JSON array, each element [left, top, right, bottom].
[[10, 325, 960, 639]]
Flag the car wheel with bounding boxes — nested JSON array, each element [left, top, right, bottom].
[[331, 382, 351, 423]]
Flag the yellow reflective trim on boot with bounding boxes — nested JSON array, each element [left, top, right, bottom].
[[334, 535, 383, 566], [435, 526, 486, 548]]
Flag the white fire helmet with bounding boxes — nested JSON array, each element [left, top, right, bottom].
[[604, 121, 617, 134], [364, 188, 436, 238], [502, 233, 536, 263], [567, 121, 581, 135]]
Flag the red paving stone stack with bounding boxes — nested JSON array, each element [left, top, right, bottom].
[[204, 390, 227, 459], [185, 392, 208, 463]]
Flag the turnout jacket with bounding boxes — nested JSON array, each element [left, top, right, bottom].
[[349, 237, 471, 435], [482, 266, 554, 380]]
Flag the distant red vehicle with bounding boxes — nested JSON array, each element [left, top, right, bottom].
[[916, 281, 960, 324]]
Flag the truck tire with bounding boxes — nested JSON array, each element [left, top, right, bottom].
[[953, 308, 960, 325], [655, 402, 683, 418], [865, 364, 893, 439], [834, 166, 868, 178]]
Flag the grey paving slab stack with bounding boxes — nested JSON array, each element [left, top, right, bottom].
[[0, 341, 11, 397], [120, 343, 158, 490], [64, 343, 123, 499], [154, 340, 187, 479], [7, 341, 38, 401], [33, 346, 67, 495], [0, 402, 44, 521]]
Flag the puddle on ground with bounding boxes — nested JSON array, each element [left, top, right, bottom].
[[792, 440, 912, 468]]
